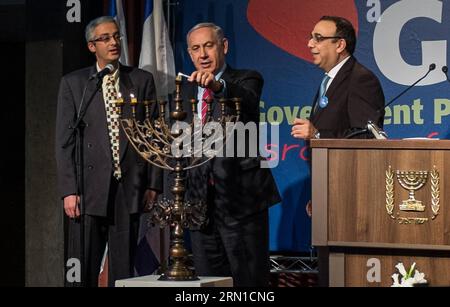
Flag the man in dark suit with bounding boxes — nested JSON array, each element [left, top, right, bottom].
[[55, 16, 162, 287], [181, 22, 281, 286], [291, 16, 385, 140]]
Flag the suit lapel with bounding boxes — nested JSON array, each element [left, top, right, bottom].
[[311, 57, 355, 124], [310, 87, 320, 120], [325, 57, 354, 98], [118, 65, 134, 162], [79, 66, 112, 163]]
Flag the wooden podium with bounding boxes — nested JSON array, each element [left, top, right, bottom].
[[310, 139, 450, 287]]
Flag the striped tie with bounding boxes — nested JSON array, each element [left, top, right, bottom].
[[201, 88, 213, 124]]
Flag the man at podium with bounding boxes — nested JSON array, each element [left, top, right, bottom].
[[291, 16, 385, 140]]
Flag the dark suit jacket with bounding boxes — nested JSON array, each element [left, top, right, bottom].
[[55, 64, 162, 217], [310, 57, 385, 138], [180, 66, 281, 220]]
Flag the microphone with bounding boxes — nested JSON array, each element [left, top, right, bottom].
[[367, 121, 387, 139], [344, 121, 388, 139], [89, 64, 114, 80], [385, 63, 436, 109], [442, 66, 450, 82]]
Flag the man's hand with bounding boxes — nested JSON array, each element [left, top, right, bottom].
[[188, 71, 222, 92], [64, 195, 80, 218], [291, 118, 318, 140], [143, 189, 159, 212]]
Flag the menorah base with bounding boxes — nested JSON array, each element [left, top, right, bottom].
[[158, 268, 199, 281]]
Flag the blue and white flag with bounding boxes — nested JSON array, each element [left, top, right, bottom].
[[139, 0, 176, 98], [108, 0, 130, 65], [135, 214, 167, 276]]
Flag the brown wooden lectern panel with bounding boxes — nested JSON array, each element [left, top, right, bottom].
[[345, 254, 450, 287], [311, 139, 450, 287]]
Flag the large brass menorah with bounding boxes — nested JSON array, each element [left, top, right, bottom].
[[117, 76, 241, 281]]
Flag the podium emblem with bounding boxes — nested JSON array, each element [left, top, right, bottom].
[[385, 166, 440, 224]]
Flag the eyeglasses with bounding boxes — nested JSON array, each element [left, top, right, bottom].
[[90, 33, 122, 43], [309, 33, 342, 43]]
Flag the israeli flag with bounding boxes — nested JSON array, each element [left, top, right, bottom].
[[139, 0, 176, 98], [108, 0, 130, 65]]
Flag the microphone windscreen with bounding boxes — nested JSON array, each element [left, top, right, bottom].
[[442, 66, 448, 73], [429, 63, 436, 71], [105, 64, 114, 73]]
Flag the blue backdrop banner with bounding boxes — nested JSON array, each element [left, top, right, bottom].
[[173, 0, 450, 252]]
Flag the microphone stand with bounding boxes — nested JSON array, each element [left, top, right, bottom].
[[350, 64, 436, 140], [385, 64, 436, 109], [345, 128, 369, 139], [344, 122, 387, 139], [62, 76, 102, 287]]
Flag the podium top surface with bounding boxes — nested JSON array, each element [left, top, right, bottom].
[[310, 139, 450, 150]]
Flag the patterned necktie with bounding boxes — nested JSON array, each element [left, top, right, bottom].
[[318, 74, 331, 108], [201, 88, 213, 124], [104, 74, 121, 180]]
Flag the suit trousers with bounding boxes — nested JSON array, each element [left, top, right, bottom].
[[66, 178, 140, 287], [190, 191, 270, 287]]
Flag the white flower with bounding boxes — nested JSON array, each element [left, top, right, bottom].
[[391, 262, 427, 287], [395, 263, 408, 277], [391, 273, 401, 287], [400, 278, 415, 287], [411, 270, 427, 285]]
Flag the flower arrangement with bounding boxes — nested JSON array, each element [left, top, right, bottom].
[[391, 262, 427, 287]]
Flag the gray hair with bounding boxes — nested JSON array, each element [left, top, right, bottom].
[[85, 16, 118, 43], [186, 22, 225, 46]]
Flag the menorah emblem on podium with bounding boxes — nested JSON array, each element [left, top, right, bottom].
[[396, 170, 428, 212], [116, 75, 241, 281], [385, 166, 440, 224]]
